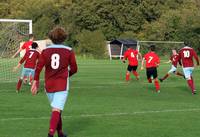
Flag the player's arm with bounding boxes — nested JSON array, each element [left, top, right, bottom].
[[141, 57, 145, 70], [193, 50, 199, 66], [12, 48, 23, 58], [69, 51, 78, 77], [122, 52, 127, 63], [156, 55, 160, 67], [138, 52, 142, 61], [31, 53, 45, 95], [164, 60, 171, 64], [13, 53, 26, 71]]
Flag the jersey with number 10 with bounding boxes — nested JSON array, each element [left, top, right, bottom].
[[19, 49, 40, 69], [178, 46, 199, 68], [144, 51, 160, 68], [123, 49, 139, 66], [34, 45, 77, 93]]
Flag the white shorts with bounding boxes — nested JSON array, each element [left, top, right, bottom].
[[46, 91, 69, 111], [168, 65, 177, 74], [182, 67, 194, 79]]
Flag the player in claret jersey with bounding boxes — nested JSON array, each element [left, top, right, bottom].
[[178, 42, 199, 95], [141, 45, 160, 93], [13, 42, 40, 92], [31, 27, 78, 137], [122, 47, 142, 81], [159, 49, 184, 82]]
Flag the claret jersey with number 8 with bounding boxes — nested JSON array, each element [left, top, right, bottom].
[[34, 45, 77, 93]]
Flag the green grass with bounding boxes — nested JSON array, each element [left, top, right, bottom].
[[0, 58, 200, 137]]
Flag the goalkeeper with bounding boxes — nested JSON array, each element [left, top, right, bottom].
[[13, 42, 40, 92]]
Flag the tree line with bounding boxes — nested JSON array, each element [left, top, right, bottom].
[[0, 0, 199, 57]]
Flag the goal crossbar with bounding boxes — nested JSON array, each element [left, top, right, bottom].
[[0, 19, 32, 34]]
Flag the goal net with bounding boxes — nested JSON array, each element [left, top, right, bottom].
[[0, 19, 32, 84]]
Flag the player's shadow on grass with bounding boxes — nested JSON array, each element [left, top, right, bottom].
[[64, 117, 92, 135]]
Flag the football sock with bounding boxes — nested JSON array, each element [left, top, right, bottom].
[[154, 79, 160, 91], [29, 75, 33, 83], [162, 74, 169, 80], [176, 71, 184, 77], [187, 79, 195, 93], [49, 111, 60, 136], [16, 79, 22, 91], [126, 73, 130, 81], [132, 71, 139, 80], [148, 78, 152, 83], [57, 113, 63, 136]]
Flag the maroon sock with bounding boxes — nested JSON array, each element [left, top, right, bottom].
[[148, 78, 152, 83], [126, 73, 130, 81], [162, 74, 169, 80], [57, 113, 63, 136], [49, 111, 60, 136], [187, 79, 195, 93], [16, 79, 22, 91]]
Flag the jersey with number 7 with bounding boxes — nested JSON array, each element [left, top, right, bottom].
[[178, 46, 199, 68], [34, 45, 77, 93], [143, 51, 160, 68], [19, 49, 40, 69]]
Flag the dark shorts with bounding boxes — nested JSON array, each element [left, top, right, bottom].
[[127, 65, 138, 72], [146, 67, 157, 79]]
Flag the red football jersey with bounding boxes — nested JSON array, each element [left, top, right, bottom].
[[144, 51, 160, 68], [170, 54, 179, 67], [34, 45, 78, 93], [123, 49, 139, 66], [19, 49, 40, 69], [178, 46, 199, 67], [21, 40, 33, 52]]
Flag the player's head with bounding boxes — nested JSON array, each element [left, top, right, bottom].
[[31, 42, 38, 49], [149, 44, 156, 51], [183, 41, 190, 46], [29, 34, 34, 40], [172, 49, 177, 55], [48, 27, 67, 44]]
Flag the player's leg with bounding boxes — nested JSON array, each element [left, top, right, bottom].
[[47, 91, 69, 137], [29, 69, 35, 85], [146, 68, 152, 83], [175, 71, 184, 77], [160, 65, 176, 82], [126, 65, 132, 81], [132, 66, 139, 80], [153, 68, 160, 92], [16, 68, 27, 92], [183, 67, 196, 94]]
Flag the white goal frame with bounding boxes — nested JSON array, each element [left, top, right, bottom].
[[0, 19, 32, 34]]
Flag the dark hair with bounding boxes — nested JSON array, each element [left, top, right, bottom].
[[149, 44, 156, 51], [32, 42, 38, 49], [48, 27, 67, 44], [184, 41, 190, 46], [29, 34, 34, 39]]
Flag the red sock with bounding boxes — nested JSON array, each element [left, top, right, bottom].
[[126, 73, 130, 81], [57, 113, 63, 136], [162, 74, 169, 80], [49, 111, 60, 136], [148, 78, 152, 83], [154, 80, 160, 91], [176, 72, 184, 77], [29, 75, 33, 83], [16, 79, 22, 91], [132, 71, 139, 80], [187, 79, 195, 93]]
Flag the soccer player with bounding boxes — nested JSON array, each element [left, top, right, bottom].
[[12, 34, 34, 58], [31, 27, 78, 137], [122, 46, 142, 81], [141, 45, 160, 93], [159, 49, 184, 82], [13, 42, 40, 92], [178, 42, 199, 94]]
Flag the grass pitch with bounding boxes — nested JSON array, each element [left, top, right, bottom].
[[0, 58, 200, 137]]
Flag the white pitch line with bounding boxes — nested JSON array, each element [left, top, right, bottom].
[[1, 108, 200, 122]]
